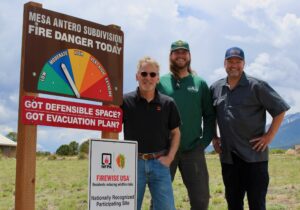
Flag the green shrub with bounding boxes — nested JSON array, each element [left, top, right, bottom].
[[69, 141, 79, 155], [48, 154, 57, 160], [209, 150, 217, 155], [79, 140, 89, 154], [270, 149, 286, 154], [36, 151, 51, 157], [56, 144, 70, 156], [78, 152, 87, 160], [55, 141, 79, 156]]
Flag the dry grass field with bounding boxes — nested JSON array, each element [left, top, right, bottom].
[[0, 153, 299, 210]]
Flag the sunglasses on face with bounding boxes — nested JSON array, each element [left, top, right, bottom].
[[140, 71, 157, 78]]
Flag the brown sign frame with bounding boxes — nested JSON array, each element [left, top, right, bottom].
[[15, 2, 121, 210], [23, 3, 123, 105]]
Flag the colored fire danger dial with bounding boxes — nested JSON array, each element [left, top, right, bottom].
[[38, 49, 113, 101]]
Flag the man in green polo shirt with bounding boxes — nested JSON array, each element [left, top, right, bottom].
[[157, 40, 215, 210]]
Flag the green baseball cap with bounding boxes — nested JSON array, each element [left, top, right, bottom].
[[171, 40, 190, 52]]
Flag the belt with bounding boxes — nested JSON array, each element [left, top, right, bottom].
[[138, 150, 166, 160]]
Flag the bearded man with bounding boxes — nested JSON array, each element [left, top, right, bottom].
[[157, 40, 215, 210]]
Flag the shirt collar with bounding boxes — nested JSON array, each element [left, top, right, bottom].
[[171, 72, 192, 82], [223, 72, 249, 87], [134, 87, 160, 103], [238, 72, 249, 86]]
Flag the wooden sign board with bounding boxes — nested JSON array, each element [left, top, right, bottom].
[[15, 2, 122, 210], [23, 4, 124, 105]]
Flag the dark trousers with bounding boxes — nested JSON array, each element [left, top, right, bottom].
[[221, 153, 269, 210], [171, 144, 210, 210]]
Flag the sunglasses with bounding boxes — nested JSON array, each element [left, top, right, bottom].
[[140, 71, 157, 78]]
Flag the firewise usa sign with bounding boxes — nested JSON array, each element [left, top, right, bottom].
[[88, 139, 137, 210]]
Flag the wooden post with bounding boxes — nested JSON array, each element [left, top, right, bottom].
[[101, 102, 119, 139], [15, 2, 42, 210], [101, 131, 119, 139], [101, 24, 122, 141]]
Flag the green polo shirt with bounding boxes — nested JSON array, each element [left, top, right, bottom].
[[157, 73, 215, 152]]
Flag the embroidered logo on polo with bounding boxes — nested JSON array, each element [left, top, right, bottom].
[[187, 86, 199, 93], [156, 106, 161, 111]]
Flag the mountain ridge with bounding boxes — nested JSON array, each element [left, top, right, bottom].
[[206, 112, 300, 152]]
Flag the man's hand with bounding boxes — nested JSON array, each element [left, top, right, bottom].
[[158, 155, 173, 167], [212, 137, 222, 154], [251, 111, 286, 152], [159, 127, 180, 167], [250, 134, 272, 152]]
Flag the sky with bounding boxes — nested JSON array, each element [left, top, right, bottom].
[[0, 0, 299, 152]]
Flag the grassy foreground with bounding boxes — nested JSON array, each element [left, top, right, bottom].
[[0, 154, 299, 210]]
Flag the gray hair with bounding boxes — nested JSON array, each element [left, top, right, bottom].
[[137, 56, 160, 72]]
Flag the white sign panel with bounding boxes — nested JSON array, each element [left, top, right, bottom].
[[88, 139, 137, 210]]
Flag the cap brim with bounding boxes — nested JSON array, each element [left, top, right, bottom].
[[171, 47, 189, 51], [225, 55, 244, 60]]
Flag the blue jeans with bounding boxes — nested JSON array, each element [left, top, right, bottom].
[[137, 159, 175, 210]]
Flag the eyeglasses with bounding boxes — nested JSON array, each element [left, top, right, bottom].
[[140, 71, 157, 78]]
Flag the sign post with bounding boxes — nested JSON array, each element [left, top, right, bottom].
[[15, 2, 41, 209], [15, 2, 124, 209]]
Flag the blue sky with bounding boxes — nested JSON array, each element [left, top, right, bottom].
[[0, 0, 299, 152]]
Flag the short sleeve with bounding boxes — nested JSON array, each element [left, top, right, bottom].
[[168, 100, 182, 130], [256, 81, 290, 117]]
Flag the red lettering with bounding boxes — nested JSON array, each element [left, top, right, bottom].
[[120, 175, 129, 181], [96, 175, 119, 181]]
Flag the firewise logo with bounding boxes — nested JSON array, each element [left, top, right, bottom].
[[101, 153, 112, 169], [116, 154, 126, 169]]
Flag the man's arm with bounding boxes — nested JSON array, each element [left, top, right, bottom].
[[201, 82, 216, 148], [251, 111, 286, 152], [158, 127, 180, 167]]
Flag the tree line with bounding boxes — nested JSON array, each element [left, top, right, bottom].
[[55, 140, 89, 156]]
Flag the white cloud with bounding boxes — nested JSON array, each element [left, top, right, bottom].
[[247, 53, 300, 89], [229, 0, 300, 50], [37, 144, 45, 151], [9, 93, 19, 104], [273, 13, 300, 47], [279, 88, 300, 114], [0, 125, 14, 136], [176, 0, 237, 17], [0, 103, 17, 124], [208, 67, 226, 84]]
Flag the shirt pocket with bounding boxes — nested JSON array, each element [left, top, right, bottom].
[[213, 97, 226, 107], [213, 97, 226, 114]]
